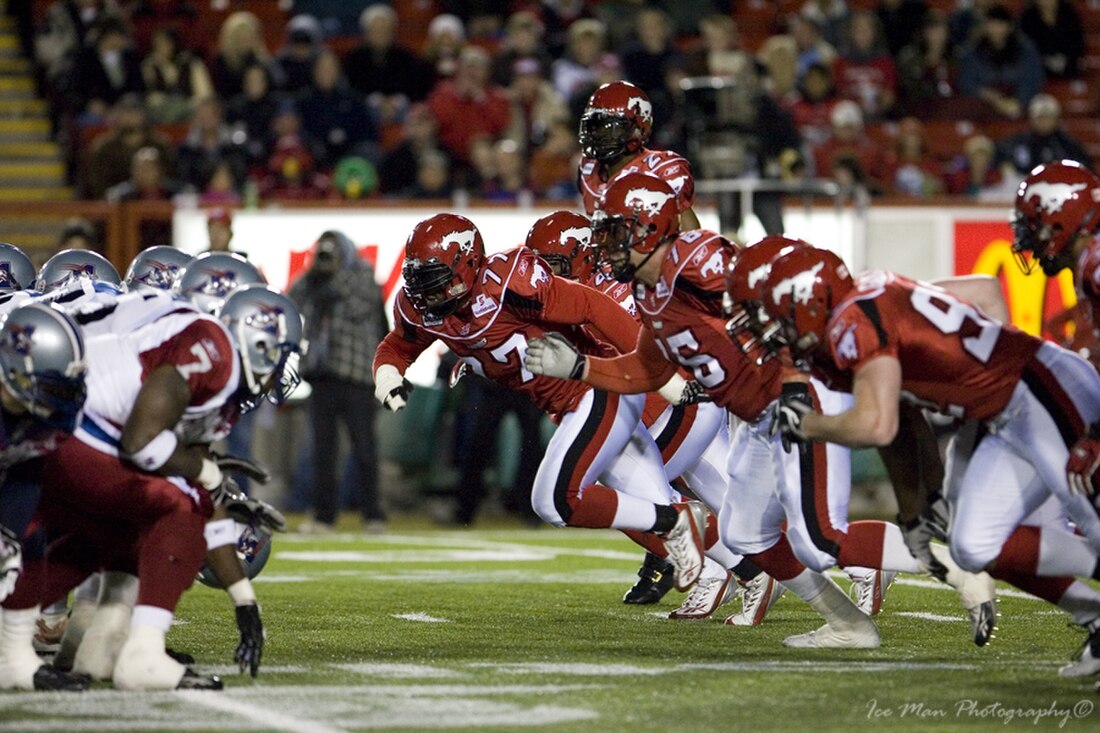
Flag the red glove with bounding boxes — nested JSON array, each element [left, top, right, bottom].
[[1066, 433, 1100, 498]]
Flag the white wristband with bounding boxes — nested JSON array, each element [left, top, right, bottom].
[[227, 578, 257, 606], [197, 458, 223, 491], [204, 518, 237, 550], [125, 429, 178, 471]]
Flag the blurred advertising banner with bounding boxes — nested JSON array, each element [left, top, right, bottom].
[[953, 220, 1075, 338]]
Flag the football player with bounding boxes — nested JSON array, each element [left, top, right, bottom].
[[375, 213, 714, 595], [577, 82, 707, 602], [0, 303, 90, 691], [7, 285, 301, 690], [525, 211, 778, 623], [579, 81, 700, 232], [526, 174, 892, 648], [758, 244, 1100, 676]]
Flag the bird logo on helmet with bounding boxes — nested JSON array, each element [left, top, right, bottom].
[[580, 81, 654, 164], [124, 246, 193, 292], [524, 210, 595, 281], [725, 235, 810, 364], [759, 246, 853, 370], [177, 252, 266, 315], [197, 520, 273, 588], [1013, 160, 1100, 276], [36, 249, 122, 293], [402, 213, 485, 321], [593, 172, 680, 282]]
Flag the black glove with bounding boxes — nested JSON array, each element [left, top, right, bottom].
[[234, 603, 264, 677], [899, 492, 951, 582], [224, 493, 287, 533], [208, 474, 242, 506], [0, 525, 21, 604], [770, 382, 813, 453], [211, 451, 272, 485]]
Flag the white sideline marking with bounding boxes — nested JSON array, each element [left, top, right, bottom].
[[277, 549, 555, 563], [194, 664, 306, 676], [262, 569, 636, 585], [896, 612, 966, 623], [392, 612, 451, 623], [335, 662, 462, 678], [472, 661, 979, 676], [178, 691, 345, 733], [474, 662, 665, 676]]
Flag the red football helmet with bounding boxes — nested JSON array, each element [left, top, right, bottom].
[[760, 246, 853, 369], [592, 172, 680, 282], [579, 81, 654, 163], [402, 213, 484, 319], [725, 235, 810, 363], [1013, 160, 1100, 276], [524, 211, 596, 282]]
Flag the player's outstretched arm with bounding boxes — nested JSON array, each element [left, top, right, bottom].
[[119, 364, 205, 478], [800, 355, 902, 448]]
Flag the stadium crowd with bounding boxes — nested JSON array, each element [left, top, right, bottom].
[[10, 0, 1097, 206]]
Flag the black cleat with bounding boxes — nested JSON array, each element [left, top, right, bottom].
[[177, 668, 223, 690], [32, 665, 91, 691], [166, 648, 196, 665], [622, 552, 676, 605]]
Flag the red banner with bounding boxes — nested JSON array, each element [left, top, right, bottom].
[[953, 221, 1075, 338]]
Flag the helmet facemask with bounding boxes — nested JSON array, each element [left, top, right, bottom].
[[402, 259, 470, 319], [1, 356, 87, 432], [726, 301, 784, 366], [592, 210, 655, 282], [580, 111, 635, 163], [233, 309, 302, 414]]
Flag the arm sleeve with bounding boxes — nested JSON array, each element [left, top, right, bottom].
[[372, 304, 433, 376], [582, 325, 679, 394], [540, 277, 642, 354]]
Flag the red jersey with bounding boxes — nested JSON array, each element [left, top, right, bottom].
[[633, 230, 782, 421], [579, 148, 695, 216], [375, 248, 642, 416], [825, 271, 1041, 421]]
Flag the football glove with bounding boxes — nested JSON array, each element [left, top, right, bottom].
[[770, 382, 813, 453], [524, 333, 585, 380], [374, 364, 413, 412], [1067, 431, 1100, 499], [899, 492, 951, 582], [211, 451, 272, 485], [224, 493, 287, 533], [0, 525, 21, 604], [657, 374, 712, 406], [207, 473, 242, 506], [234, 602, 265, 677]]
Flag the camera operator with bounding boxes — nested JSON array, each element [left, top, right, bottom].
[[289, 230, 389, 533]]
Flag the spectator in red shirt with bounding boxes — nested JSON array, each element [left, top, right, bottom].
[[833, 10, 897, 119], [426, 46, 510, 166]]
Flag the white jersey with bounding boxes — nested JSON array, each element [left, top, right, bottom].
[[71, 291, 241, 455]]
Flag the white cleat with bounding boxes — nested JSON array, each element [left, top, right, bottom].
[[669, 571, 735, 620], [929, 544, 998, 646], [725, 573, 785, 627], [663, 501, 707, 592], [782, 619, 881, 649], [72, 603, 132, 680], [113, 626, 186, 691], [1059, 619, 1100, 678], [848, 570, 896, 616]]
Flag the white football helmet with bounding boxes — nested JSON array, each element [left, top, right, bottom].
[[0, 243, 36, 293], [0, 303, 87, 431], [124, 246, 194, 292], [197, 520, 273, 588], [36, 249, 122, 294], [219, 284, 304, 413], [176, 252, 266, 315]]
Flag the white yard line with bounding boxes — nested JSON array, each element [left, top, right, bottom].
[[177, 690, 347, 733], [391, 612, 451, 623], [896, 611, 966, 623]]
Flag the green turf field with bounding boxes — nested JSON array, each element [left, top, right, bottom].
[[2, 517, 1098, 732]]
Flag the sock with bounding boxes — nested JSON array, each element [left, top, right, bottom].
[[781, 569, 831, 602], [99, 572, 139, 606], [837, 521, 921, 574], [131, 605, 173, 634], [748, 534, 806, 582], [649, 504, 678, 535], [699, 555, 729, 581], [621, 530, 668, 557], [564, 484, 626, 529], [1057, 580, 1100, 626], [805, 577, 869, 628], [74, 573, 102, 604], [0, 607, 43, 689], [732, 557, 763, 583]]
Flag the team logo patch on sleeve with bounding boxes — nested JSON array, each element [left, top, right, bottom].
[[832, 323, 859, 363], [700, 252, 724, 279], [530, 262, 550, 287]]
